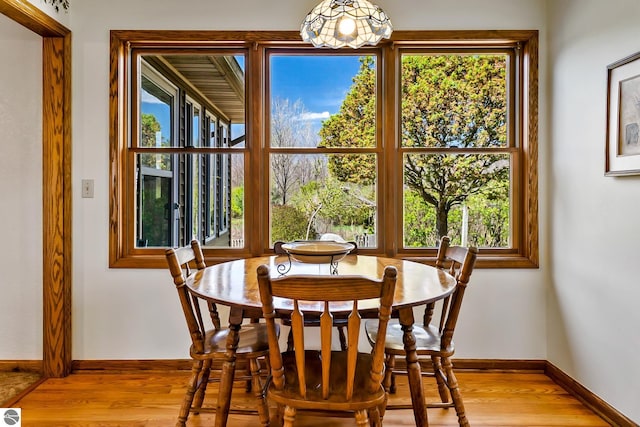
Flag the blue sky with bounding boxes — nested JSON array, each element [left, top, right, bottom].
[[270, 55, 362, 120], [141, 54, 365, 140]]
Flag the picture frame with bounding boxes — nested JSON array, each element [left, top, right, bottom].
[[606, 51, 640, 176]]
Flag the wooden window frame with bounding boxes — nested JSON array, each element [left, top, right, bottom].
[[109, 30, 538, 269]]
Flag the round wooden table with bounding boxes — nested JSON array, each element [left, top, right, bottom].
[[186, 254, 457, 427]]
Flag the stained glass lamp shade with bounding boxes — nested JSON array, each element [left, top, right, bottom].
[[301, 0, 393, 49]]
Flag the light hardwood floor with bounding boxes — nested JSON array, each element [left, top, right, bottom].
[[10, 369, 611, 426]]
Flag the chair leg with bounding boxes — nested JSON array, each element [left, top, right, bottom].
[[283, 405, 296, 427], [275, 403, 285, 426], [337, 325, 348, 351], [286, 328, 294, 352], [191, 358, 212, 414], [378, 393, 388, 421], [442, 356, 469, 427], [355, 409, 370, 426], [383, 353, 396, 394], [178, 359, 203, 426], [431, 355, 450, 403], [245, 360, 253, 392], [368, 403, 384, 427], [250, 357, 270, 427]]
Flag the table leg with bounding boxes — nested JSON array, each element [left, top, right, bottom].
[[398, 307, 429, 427], [215, 309, 242, 427]]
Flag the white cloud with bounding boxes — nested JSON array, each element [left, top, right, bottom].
[[298, 111, 331, 121], [141, 91, 165, 104]]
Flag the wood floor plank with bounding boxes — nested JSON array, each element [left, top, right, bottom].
[[11, 370, 611, 426]]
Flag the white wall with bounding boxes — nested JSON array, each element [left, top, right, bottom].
[[5, 0, 639, 423], [65, 0, 549, 361], [0, 0, 549, 371], [548, 0, 640, 422], [0, 13, 43, 359]]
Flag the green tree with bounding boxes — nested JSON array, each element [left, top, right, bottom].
[[464, 179, 510, 247], [402, 55, 508, 239], [231, 186, 244, 219], [271, 205, 315, 242], [403, 190, 436, 246], [271, 97, 315, 205], [319, 57, 377, 185], [291, 179, 375, 238], [141, 113, 161, 147], [319, 54, 509, 241], [140, 113, 171, 169]]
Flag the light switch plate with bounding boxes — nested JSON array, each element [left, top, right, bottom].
[[81, 179, 94, 198]]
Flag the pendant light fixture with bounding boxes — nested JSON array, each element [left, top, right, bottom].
[[300, 0, 393, 49]]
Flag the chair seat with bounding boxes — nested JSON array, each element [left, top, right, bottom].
[[194, 323, 274, 358], [279, 313, 346, 327], [279, 316, 350, 329], [267, 350, 387, 411], [280, 308, 378, 327], [365, 319, 455, 356]]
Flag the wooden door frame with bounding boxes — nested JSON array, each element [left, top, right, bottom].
[[0, 0, 72, 377]]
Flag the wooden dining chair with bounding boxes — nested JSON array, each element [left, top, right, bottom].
[[165, 240, 273, 427], [364, 236, 478, 427], [273, 240, 359, 351], [257, 263, 397, 426]]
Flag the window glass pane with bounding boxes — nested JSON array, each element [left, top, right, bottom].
[[136, 152, 244, 249], [270, 55, 377, 149], [401, 54, 508, 148], [229, 153, 244, 248], [191, 153, 200, 239], [207, 153, 217, 238], [136, 154, 174, 248], [192, 104, 200, 147], [140, 76, 173, 148], [270, 153, 377, 247], [142, 54, 246, 149], [135, 53, 246, 250], [204, 153, 244, 248], [208, 115, 217, 147], [403, 153, 510, 248]]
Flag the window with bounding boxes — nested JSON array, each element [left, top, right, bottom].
[[400, 51, 513, 250], [137, 61, 177, 248], [110, 31, 538, 268], [268, 54, 379, 248]]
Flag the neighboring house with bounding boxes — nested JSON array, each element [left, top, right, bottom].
[[138, 55, 242, 248]]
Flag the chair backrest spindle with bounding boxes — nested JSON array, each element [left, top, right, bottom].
[[432, 236, 478, 350], [257, 264, 397, 404], [165, 240, 217, 355], [320, 300, 332, 399]]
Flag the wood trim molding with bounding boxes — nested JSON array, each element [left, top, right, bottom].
[[42, 33, 73, 378], [0, 360, 43, 373], [441, 358, 546, 371], [72, 359, 195, 372], [545, 361, 637, 427], [0, 0, 68, 36], [0, 0, 72, 378]]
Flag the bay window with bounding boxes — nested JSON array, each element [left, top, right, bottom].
[[110, 30, 538, 268]]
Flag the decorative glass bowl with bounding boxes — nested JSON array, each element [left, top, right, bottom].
[[281, 240, 355, 264]]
